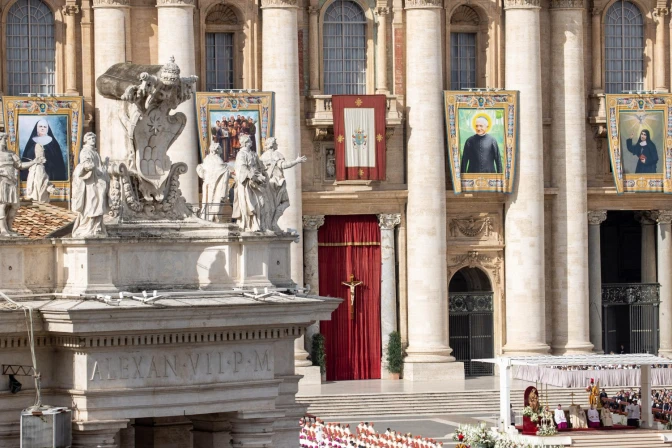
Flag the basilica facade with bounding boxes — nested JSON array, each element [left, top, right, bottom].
[[2, 0, 671, 382]]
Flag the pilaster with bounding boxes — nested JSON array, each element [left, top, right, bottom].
[[654, 8, 669, 92], [378, 213, 400, 377], [302, 215, 325, 348], [588, 210, 607, 354], [375, 7, 390, 94], [652, 210, 672, 358], [307, 6, 320, 94], [62, 4, 80, 95]]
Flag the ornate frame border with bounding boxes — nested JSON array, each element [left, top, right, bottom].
[[195, 91, 274, 160], [443, 91, 519, 194], [605, 94, 672, 194], [2, 96, 84, 202]]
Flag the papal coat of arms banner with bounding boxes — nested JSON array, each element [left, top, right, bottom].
[[2, 96, 84, 202], [443, 91, 519, 194], [195, 92, 274, 162], [332, 95, 387, 181], [605, 94, 672, 194]]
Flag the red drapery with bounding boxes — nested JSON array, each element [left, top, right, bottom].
[[332, 95, 387, 181], [318, 215, 382, 381]]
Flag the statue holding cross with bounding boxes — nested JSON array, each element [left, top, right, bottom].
[[342, 274, 364, 320]]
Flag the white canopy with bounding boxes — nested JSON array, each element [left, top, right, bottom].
[[475, 355, 664, 429]]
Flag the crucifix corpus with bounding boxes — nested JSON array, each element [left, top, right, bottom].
[[342, 274, 364, 320]]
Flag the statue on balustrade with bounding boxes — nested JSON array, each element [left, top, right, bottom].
[[196, 142, 230, 222], [259, 137, 306, 231], [71, 133, 110, 238], [0, 132, 45, 236], [232, 134, 274, 233]]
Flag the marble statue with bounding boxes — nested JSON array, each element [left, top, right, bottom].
[[260, 137, 306, 231], [196, 142, 231, 222], [97, 57, 197, 221], [25, 143, 55, 203], [71, 133, 110, 238], [0, 132, 45, 236], [232, 134, 273, 233]]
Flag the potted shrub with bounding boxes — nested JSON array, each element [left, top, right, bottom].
[[311, 333, 327, 382], [386, 331, 403, 379]]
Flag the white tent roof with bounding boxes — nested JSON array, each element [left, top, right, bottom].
[[474, 354, 671, 367]]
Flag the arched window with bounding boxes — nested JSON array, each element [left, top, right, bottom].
[[450, 5, 480, 90], [6, 0, 55, 95], [605, 1, 644, 94], [205, 4, 239, 91], [323, 0, 366, 95]]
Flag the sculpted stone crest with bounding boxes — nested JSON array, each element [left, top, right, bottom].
[[97, 57, 198, 221]]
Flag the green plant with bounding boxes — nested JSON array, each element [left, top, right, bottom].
[[386, 331, 403, 374], [311, 333, 326, 374]]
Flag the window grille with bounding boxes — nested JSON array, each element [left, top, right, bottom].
[[450, 32, 477, 90], [205, 33, 235, 91], [605, 1, 644, 94]]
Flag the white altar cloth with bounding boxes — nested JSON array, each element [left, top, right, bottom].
[[513, 365, 672, 388]]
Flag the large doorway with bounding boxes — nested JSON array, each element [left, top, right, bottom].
[[449, 267, 494, 377], [601, 211, 660, 354]]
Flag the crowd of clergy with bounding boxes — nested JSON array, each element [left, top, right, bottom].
[[299, 417, 444, 448]]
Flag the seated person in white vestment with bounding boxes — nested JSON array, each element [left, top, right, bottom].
[[569, 403, 588, 428], [554, 404, 568, 429], [600, 406, 614, 427], [587, 405, 600, 428]]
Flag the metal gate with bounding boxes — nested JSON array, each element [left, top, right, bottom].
[[602, 283, 660, 355], [449, 293, 494, 377]]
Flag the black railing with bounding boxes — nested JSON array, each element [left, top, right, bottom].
[[449, 292, 494, 377], [602, 283, 660, 305]]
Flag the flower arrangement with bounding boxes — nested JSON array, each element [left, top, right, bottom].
[[452, 422, 497, 448], [522, 406, 552, 423]]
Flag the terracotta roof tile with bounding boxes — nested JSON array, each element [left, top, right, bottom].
[[13, 201, 76, 239]]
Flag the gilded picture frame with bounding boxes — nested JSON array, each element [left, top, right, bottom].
[[2, 96, 84, 202], [443, 91, 519, 194], [605, 94, 672, 194], [195, 92, 274, 163]]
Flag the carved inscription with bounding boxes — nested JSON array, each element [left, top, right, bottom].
[[87, 347, 273, 389]]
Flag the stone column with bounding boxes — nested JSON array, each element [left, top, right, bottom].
[[191, 414, 232, 448], [503, 0, 550, 355], [303, 215, 325, 346], [654, 8, 669, 92], [156, 0, 199, 205], [93, 0, 129, 163], [375, 7, 389, 94], [404, 0, 463, 381], [262, 0, 304, 288], [307, 6, 320, 94], [63, 4, 80, 95], [72, 420, 129, 448], [588, 210, 607, 353], [591, 9, 602, 92], [550, 0, 592, 354], [637, 212, 658, 283], [653, 210, 672, 358], [378, 213, 400, 377]]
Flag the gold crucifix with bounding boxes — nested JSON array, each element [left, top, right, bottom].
[[342, 274, 364, 320]]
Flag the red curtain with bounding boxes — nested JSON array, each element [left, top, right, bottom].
[[318, 215, 381, 381]]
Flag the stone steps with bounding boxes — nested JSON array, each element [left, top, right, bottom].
[[569, 433, 669, 448], [298, 387, 626, 418]]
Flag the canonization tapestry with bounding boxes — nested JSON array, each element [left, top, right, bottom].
[[606, 94, 672, 194], [195, 92, 274, 163], [332, 95, 387, 181], [2, 96, 85, 202], [443, 91, 519, 194]]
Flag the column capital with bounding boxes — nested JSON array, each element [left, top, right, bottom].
[[62, 4, 81, 15], [376, 6, 390, 15], [587, 210, 607, 226], [404, 0, 442, 10], [654, 7, 669, 19], [550, 0, 584, 9], [261, 0, 298, 8], [303, 215, 325, 230], [504, 0, 540, 9], [636, 211, 658, 225], [307, 5, 320, 15], [651, 210, 672, 225], [378, 213, 401, 230], [93, 0, 129, 6], [156, 0, 195, 6]]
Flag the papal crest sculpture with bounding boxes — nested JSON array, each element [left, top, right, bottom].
[[96, 57, 198, 220]]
